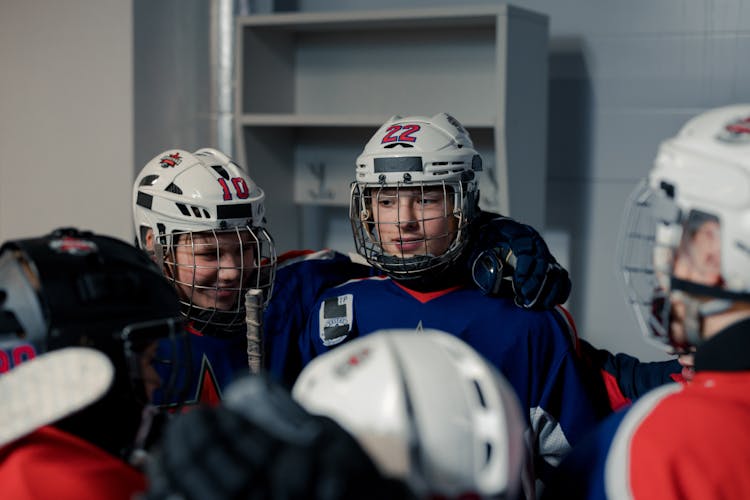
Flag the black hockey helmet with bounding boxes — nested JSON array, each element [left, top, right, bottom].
[[0, 227, 191, 459]]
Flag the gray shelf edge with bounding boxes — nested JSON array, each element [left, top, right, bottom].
[[238, 114, 496, 128], [236, 4, 546, 30]]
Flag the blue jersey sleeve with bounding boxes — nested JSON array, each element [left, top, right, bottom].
[[601, 349, 682, 400], [578, 339, 683, 411]]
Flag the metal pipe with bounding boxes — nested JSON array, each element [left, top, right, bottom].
[[210, 0, 241, 156]]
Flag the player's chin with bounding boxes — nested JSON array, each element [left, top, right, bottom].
[[383, 242, 425, 256], [384, 249, 422, 259], [199, 291, 241, 311]]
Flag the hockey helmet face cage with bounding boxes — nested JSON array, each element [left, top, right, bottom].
[[350, 113, 483, 279], [133, 148, 276, 336], [0, 228, 192, 455], [618, 104, 750, 352], [292, 329, 529, 500]]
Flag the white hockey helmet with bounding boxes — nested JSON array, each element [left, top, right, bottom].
[[133, 148, 276, 336], [292, 329, 529, 499], [619, 104, 750, 351], [350, 113, 483, 279]]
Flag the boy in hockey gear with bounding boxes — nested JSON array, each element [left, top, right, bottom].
[[294, 329, 534, 500], [0, 228, 189, 499], [299, 113, 600, 483], [354, 111, 683, 412], [133, 148, 276, 405], [545, 104, 750, 499], [144, 374, 415, 500], [266, 211, 572, 389]]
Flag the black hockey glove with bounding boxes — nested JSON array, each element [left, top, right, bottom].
[[470, 215, 571, 309], [144, 376, 415, 500]]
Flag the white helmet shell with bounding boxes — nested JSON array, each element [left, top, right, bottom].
[[133, 148, 266, 246], [292, 329, 528, 499], [354, 112, 482, 186]]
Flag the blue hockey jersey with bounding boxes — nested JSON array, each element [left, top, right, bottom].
[[298, 276, 601, 483], [153, 323, 249, 409]]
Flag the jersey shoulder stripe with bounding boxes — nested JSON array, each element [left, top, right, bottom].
[[604, 382, 684, 498]]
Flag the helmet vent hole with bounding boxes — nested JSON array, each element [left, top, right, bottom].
[[472, 379, 487, 408], [165, 183, 183, 195], [384, 143, 413, 149], [212, 165, 230, 179], [660, 181, 675, 199], [484, 442, 493, 466], [190, 206, 202, 218], [139, 174, 159, 187], [176, 203, 191, 216]]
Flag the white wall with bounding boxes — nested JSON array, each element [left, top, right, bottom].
[[0, 0, 134, 242]]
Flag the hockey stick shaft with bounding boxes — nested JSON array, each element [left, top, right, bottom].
[[245, 288, 264, 374]]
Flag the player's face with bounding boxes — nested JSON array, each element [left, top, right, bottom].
[[171, 230, 257, 311], [371, 186, 457, 258], [668, 218, 722, 345], [672, 220, 722, 286]]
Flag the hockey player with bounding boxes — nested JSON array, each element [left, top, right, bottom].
[[133, 147, 573, 400], [133, 148, 276, 406], [0, 228, 190, 499], [266, 209, 573, 389], [297, 113, 601, 484], [544, 104, 750, 499]]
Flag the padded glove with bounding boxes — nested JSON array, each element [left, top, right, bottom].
[[470, 215, 571, 309], [144, 375, 415, 500]]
